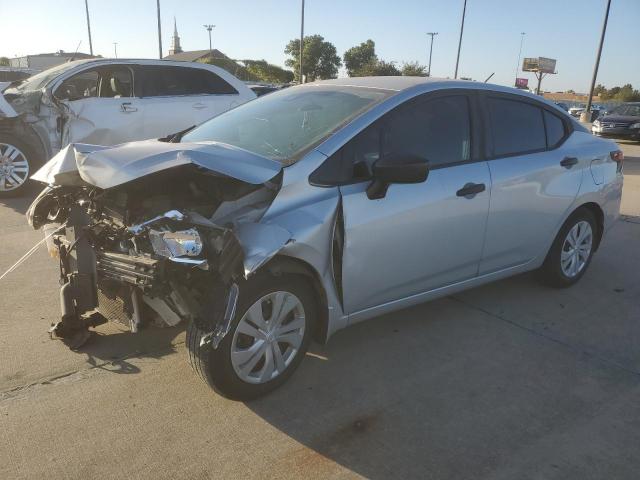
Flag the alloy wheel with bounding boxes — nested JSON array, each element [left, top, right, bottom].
[[0, 143, 29, 192], [231, 291, 306, 384], [560, 220, 593, 278]]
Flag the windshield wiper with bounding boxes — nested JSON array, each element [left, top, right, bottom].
[[159, 125, 196, 143]]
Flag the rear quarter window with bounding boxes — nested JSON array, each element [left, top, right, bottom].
[[543, 110, 567, 148]]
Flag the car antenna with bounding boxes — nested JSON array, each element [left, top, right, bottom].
[[484, 72, 495, 83], [69, 41, 82, 62]]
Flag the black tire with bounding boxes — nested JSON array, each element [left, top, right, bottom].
[[537, 208, 597, 288], [0, 133, 42, 198], [187, 274, 316, 400]]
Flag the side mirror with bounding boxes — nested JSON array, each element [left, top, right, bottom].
[[366, 153, 429, 199]]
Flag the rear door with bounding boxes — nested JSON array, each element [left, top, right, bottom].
[[134, 65, 242, 139], [479, 94, 583, 274], [327, 92, 491, 314], [56, 65, 144, 146]]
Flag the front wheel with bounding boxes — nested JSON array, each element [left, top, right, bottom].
[[538, 209, 597, 288], [187, 275, 316, 400], [0, 135, 40, 198]]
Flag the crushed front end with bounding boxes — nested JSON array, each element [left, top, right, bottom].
[[27, 161, 282, 349]]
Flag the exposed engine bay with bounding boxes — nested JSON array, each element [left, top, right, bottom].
[[27, 161, 284, 349]]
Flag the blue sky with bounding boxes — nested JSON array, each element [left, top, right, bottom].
[[1, 0, 638, 92]]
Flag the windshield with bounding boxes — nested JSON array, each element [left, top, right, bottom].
[[182, 85, 393, 164], [9, 61, 83, 92], [610, 104, 640, 117]]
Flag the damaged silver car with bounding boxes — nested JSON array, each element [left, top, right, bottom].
[[27, 77, 623, 399], [0, 58, 255, 196]]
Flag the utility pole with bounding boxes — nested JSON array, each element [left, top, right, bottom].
[[426, 32, 438, 77], [514, 32, 525, 86], [299, 0, 305, 83], [454, 0, 467, 79], [204, 25, 215, 52], [84, 0, 93, 56], [581, 0, 612, 123], [113, 42, 118, 58], [156, 0, 163, 59]]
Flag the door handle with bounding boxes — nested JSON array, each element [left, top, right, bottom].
[[456, 182, 486, 198], [120, 102, 137, 113], [192, 103, 207, 110], [560, 156, 578, 168]]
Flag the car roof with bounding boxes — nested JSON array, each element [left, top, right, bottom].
[[308, 76, 454, 92]]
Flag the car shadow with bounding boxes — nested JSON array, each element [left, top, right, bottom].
[[75, 323, 185, 375], [0, 188, 39, 215], [242, 262, 640, 478]]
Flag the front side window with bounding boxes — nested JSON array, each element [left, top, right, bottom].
[[311, 94, 471, 185], [56, 70, 99, 101], [137, 66, 237, 97], [56, 67, 133, 100], [182, 85, 392, 164], [488, 97, 546, 157]]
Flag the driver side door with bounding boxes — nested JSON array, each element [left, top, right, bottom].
[[55, 65, 145, 147], [337, 92, 491, 315]]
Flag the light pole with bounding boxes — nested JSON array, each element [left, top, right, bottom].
[[113, 42, 118, 58], [581, 0, 612, 123], [454, 0, 467, 79], [84, 0, 93, 56], [299, 0, 305, 83], [426, 32, 438, 77], [204, 24, 215, 53], [156, 0, 163, 59], [514, 32, 525, 86]]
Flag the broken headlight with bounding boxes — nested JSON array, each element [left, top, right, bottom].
[[148, 228, 203, 258]]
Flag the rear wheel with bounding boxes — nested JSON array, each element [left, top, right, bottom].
[[538, 209, 597, 288], [0, 135, 40, 198], [187, 275, 316, 400]]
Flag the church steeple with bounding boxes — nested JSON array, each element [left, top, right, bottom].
[[169, 16, 183, 55]]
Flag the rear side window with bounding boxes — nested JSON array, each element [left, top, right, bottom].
[[488, 97, 546, 156], [544, 110, 566, 148], [137, 66, 238, 97]]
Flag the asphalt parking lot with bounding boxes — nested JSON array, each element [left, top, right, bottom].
[[1, 141, 639, 480]]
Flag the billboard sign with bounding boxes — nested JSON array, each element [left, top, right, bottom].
[[522, 57, 556, 74], [515, 78, 529, 89]]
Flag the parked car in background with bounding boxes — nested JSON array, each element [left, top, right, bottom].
[[592, 102, 640, 142], [555, 102, 569, 111], [568, 104, 604, 118], [27, 77, 623, 399], [0, 59, 256, 196]]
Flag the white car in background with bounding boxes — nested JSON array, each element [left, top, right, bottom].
[[0, 59, 256, 196]]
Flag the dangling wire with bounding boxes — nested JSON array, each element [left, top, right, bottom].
[[0, 223, 66, 282]]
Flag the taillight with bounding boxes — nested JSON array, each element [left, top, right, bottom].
[[610, 150, 624, 172]]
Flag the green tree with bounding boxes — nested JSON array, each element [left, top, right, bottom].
[[199, 57, 251, 81], [0, 57, 9, 66], [357, 60, 401, 76], [401, 61, 427, 76], [343, 40, 377, 76], [284, 35, 341, 82], [243, 60, 294, 84]]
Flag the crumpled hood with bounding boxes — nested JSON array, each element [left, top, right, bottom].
[[31, 139, 283, 189]]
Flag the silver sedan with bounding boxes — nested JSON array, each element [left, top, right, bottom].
[[28, 77, 623, 399]]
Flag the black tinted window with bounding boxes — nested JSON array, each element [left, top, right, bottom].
[[310, 95, 471, 185], [385, 96, 471, 167], [138, 66, 237, 97], [488, 97, 546, 156], [544, 110, 565, 147]]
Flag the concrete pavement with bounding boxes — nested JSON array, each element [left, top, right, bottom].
[[1, 142, 639, 479]]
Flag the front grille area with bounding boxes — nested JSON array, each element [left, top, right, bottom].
[[97, 284, 133, 327], [601, 123, 630, 129], [95, 251, 162, 289]]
